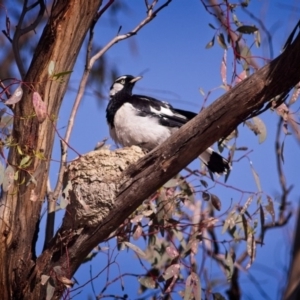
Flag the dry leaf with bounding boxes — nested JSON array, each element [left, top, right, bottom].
[[32, 92, 47, 123], [30, 189, 38, 201], [6, 85, 23, 105]]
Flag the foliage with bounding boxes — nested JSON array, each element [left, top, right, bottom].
[[0, 1, 299, 299]]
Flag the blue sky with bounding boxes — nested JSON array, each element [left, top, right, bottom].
[[14, 1, 299, 299]]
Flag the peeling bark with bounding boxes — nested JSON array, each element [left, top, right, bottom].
[[1, 1, 300, 299], [0, 1, 102, 299]]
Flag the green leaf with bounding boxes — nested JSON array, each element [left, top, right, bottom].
[[123, 241, 147, 259], [52, 70, 73, 80], [14, 170, 19, 181], [250, 163, 262, 192], [138, 276, 156, 289], [240, 196, 253, 215], [164, 178, 178, 188], [205, 36, 215, 49], [173, 228, 187, 251], [179, 177, 194, 202], [265, 196, 275, 224], [253, 116, 267, 144], [184, 272, 201, 300], [236, 25, 258, 34], [241, 45, 251, 59], [211, 193, 221, 211], [83, 251, 98, 263], [246, 232, 256, 269], [200, 179, 208, 188], [225, 251, 234, 281], [222, 210, 236, 234], [16, 145, 23, 155], [19, 156, 32, 168], [217, 33, 227, 49], [245, 116, 268, 143]]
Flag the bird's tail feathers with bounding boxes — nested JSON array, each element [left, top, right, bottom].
[[199, 148, 230, 175]]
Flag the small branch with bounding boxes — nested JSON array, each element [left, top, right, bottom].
[[275, 118, 289, 217], [44, 140, 67, 248], [89, 0, 172, 68], [86, 0, 116, 70], [0, 80, 11, 99], [51, 0, 173, 224], [12, 0, 46, 79], [43, 178, 55, 250]]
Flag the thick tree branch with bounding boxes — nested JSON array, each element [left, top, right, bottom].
[[46, 0, 172, 245], [31, 27, 300, 298]]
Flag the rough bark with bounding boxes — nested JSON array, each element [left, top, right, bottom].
[[27, 29, 300, 298], [283, 207, 300, 300], [0, 1, 102, 299], [0, 1, 300, 299]]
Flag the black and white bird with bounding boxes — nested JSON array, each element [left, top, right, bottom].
[[106, 75, 230, 174]]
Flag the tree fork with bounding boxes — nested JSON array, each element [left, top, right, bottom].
[[0, 1, 102, 299]]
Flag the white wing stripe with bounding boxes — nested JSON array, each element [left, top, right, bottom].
[[150, 105, 187, 119]]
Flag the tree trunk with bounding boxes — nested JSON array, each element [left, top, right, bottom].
[[283, 206, 300, 300], [1, 1, 300, 299], [0, 1, 102, 299]]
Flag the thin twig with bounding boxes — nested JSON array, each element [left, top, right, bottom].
[[43, 178, 55, 250], [89, 0, 172, 67], [49, 0, 173, 242], [87, 1, 115, 72], [275, 117, 292, 221], [12, 0, 46, 79], [44, 139, 67, 246]]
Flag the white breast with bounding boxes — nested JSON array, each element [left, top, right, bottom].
[[112, 103, 173, 150]]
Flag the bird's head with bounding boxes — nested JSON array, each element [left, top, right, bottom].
[[109, 75, 142, 98]]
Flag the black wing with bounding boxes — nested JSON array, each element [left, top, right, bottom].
[[130, 94, 197, 128]]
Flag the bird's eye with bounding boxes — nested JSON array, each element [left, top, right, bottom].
[[121, 79, 125, 84]]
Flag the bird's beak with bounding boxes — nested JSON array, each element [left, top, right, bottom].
[[130, 76, 142, 83]]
